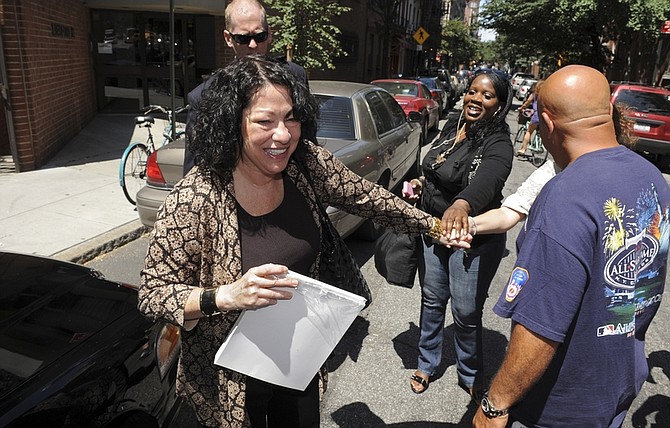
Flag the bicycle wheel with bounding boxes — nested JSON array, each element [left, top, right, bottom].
[[119, 143, 149, 205], [530, 133, 548, 167], [514, 125, 526, 150]]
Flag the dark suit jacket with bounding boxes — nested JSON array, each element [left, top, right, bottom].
[[183, 58, 308, 175]]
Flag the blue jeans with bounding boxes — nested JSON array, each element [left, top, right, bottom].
[[417, 234, 505, 390]]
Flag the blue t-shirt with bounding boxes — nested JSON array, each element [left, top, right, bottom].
[[494, 146, 670, 427]]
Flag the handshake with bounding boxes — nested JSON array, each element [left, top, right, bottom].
[[402, 180, 476, 249]]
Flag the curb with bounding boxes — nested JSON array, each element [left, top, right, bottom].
[[51, 219, 149, 264]]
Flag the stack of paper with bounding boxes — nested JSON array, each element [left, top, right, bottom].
[[214, 270, 367, 390]]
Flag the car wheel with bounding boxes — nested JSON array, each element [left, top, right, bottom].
[[429, 112, 439, 131]]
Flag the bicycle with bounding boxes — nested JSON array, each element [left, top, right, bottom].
[[513, 108, 548, 168], [119, 104, 189, 205]]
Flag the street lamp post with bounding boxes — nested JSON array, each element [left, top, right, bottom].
[[169, 0, 176, 140]]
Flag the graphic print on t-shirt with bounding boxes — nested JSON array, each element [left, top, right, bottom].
[[599, 183, 669, 337]]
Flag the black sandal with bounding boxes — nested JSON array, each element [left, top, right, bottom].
[[410, 372, 429, 394]]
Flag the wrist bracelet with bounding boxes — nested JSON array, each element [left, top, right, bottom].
[[426, 217, 444, 240], [200, 287, 220, 316], [469, 216, 477, 236]]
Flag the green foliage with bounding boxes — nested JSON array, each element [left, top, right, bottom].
[[481, 0, 670, 82], [441, 20, 479, 69], [265, 0, 350, 71]]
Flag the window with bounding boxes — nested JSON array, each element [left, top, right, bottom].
[[615, 89, 670, 114], [315, 95, 355, 139], [378, 91, 406, 129], [366, 91, 394, 135]]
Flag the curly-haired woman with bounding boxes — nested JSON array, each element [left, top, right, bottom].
[[138, 55, 447, 428]]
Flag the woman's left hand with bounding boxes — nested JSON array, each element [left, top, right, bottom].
[[441, 199, 471, 239]]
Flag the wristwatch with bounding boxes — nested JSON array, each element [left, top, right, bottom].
[[480, 392, 509, 418]]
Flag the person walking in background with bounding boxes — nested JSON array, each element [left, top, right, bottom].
[[404, 70, 514, 398], [183, 0, 308, 175], [139, 55, 447, 428], [473, 65, 670, 427], [515, 79, 544, 157]]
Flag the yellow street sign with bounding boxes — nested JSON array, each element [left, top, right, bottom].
[[413, 27, 429, 45]]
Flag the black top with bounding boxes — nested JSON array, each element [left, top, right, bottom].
[[421, 127, 513, 243], [237, 174, 319, 276]]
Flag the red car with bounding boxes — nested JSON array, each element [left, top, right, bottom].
[[610, 82, 670, 166], [371, 78, 440, 141]]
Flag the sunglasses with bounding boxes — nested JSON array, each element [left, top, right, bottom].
[[230, 31, 269, 45]]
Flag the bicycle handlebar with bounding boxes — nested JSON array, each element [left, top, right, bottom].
[[142, 104, 190, 117]]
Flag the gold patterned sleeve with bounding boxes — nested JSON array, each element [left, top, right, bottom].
[[138, 176, 207, 327], [305, 144, 434, 234]]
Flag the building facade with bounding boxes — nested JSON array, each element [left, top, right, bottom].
[[1, 0, 446, 171]]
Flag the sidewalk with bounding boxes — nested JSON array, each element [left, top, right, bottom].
[[0, 113, 160, 263]]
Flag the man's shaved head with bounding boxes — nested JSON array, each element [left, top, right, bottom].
[[537, 65, 618, 168], [225, 0, 267, 30], [539, 65, 611, 127]]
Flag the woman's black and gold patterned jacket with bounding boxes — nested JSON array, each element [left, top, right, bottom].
[[138, 141, 434, 427]]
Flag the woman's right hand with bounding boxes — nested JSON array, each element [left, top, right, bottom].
[[218, 263, 298, 310]]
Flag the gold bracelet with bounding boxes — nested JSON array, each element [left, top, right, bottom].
[[426, 217, 444, 240]]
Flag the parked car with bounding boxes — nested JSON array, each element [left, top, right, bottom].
[[511, 72, 535, 92], [0, 251, 182, 428], [516, 78, 538, 101], [457, 69, 473, 86], [417, 76, 449, 115], [450, 74, 465, 99], [610, 82, 670, 163], [136, 81, 424, 239], [370, 78, 440, 141]]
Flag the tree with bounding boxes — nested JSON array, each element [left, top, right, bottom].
[[441, 20, 479, 70], [480, 0, 670, 83], [265, 0, 350, 71]]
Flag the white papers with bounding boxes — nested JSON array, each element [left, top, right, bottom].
[[214, 270, 366, 390]]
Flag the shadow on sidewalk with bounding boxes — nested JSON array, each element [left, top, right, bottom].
[[43, 114, 140, 169]]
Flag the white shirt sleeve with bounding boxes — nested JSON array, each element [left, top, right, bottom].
[[502, 160, 560, 215]]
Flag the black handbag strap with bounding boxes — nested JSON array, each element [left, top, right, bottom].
[[294, 157, 331, 226]]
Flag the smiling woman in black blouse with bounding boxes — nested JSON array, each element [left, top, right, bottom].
[[138, 54, 447, 428], [406, 70, 514, 397]]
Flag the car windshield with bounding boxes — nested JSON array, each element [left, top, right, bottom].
[[615, 89, 670, 115], [314, 95, 356, 140], [373, 82, 418, 97]]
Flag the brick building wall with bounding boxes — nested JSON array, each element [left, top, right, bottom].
[[1, 0, 96, 171]]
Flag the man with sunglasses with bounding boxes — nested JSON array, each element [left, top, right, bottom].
[[183, 0, 308, 175]]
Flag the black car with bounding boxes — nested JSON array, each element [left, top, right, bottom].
[[0, 251, 182, 428]]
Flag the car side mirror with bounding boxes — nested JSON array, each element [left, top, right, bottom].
[[407, 111, 422, 123]]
